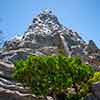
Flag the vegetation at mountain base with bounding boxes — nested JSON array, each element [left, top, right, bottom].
[[13, 54, 95, 100]]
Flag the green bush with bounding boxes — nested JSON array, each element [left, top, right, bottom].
[[13, 55, 94, 99]]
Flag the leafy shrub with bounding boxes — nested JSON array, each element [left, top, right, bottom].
[[91, 72, 100, 82], [88, 72, 100, 86], [13, 55, 94, 99]]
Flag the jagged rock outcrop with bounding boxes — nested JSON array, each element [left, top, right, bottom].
[[0, 9, 100, 100], [86, 40, 98, 54]]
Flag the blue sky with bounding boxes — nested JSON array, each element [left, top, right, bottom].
[[0, 0, 100, 47]]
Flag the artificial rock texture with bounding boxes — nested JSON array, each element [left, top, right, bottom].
[[0, 10, 100, 100]]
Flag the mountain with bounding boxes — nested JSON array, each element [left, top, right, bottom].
[[0, 9, 100, 100], [3, 10, 100, 69]]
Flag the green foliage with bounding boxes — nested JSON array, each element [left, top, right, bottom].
[[65, 81, 91, 100], [66, 93, 83, 100], [13, 54, 94, 98], [92, 72, 100, 82], [88, 72, 100, 84]]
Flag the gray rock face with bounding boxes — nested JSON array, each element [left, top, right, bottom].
[[3, 38, 22, 50], [0, 77, 36, 100], [0, 49, 33, 63], [0, 61, 15, 78], [36, 47, 58, 55]]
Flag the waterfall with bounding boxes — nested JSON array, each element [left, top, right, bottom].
[[60, 33, 71, 56]]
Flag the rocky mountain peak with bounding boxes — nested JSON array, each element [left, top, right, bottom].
[[32, 9, 60, 27], [24, 10, 61, 38], [3, 10, 88, 56], [22, 10, 86, 52]]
